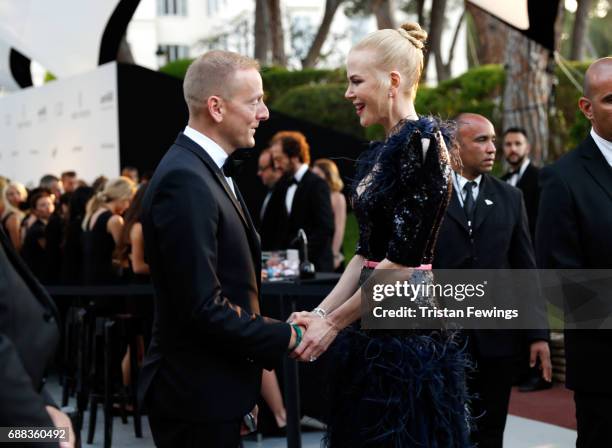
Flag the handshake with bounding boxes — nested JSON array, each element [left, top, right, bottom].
[[286, 308, 340, 363]]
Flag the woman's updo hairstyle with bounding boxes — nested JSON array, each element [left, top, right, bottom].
[[352, 22, 427, 98]]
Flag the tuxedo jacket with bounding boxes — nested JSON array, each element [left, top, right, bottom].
[[139, 133, 291, 422], [502, 162, 540, 241], [263, 170, 334, 272], [258, 187, 279, 251], [0, 227, 60, 427], [536, 135, 612, 393], [433, 174, 548, 358]]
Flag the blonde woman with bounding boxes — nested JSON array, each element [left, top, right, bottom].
[[82, 176, 135, 284], [312, 159, 347, 271], [5, 181, 28, 209], [290, 23, 470, 446], [1, 181, 25, 250]]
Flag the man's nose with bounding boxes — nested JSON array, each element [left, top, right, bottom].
[[258, 102, 270, 121]]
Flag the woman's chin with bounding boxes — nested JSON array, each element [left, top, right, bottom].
[[359, 116, 371, 128]]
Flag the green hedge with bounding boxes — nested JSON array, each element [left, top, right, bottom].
[[273, 83, 365, 138], [271, 65, 506, 142]]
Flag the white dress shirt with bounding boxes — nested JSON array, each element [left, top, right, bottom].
[[285, 163, 309, 215], [453, 172, 483, 206], [590, 128, 612, 168], [506, 158, 531, 187], [183, 126, 236, 198]]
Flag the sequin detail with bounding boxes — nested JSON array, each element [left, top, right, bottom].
[[352, 116, 454, 267]]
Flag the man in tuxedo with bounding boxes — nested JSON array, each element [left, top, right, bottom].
[[140, 51, 302, 448], [536, 57, 612, 448], [501, 127, 540, 241], [0, 226, 74, 447], [500, 127, 547, 392], [257, 147, 282, 249], [433, 113, 551, 448], [267, 131, 334, 271]]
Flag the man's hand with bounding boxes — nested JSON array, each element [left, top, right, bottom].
[[45, 406, 75, 448], [290, 316, 338, 363], [530, 341, 552, 383], [288, 323, 307, 351], [287, 310, 314, 324]]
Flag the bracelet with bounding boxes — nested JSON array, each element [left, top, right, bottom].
[[312, 307, 327, 319], [290, 323, 303, 350]]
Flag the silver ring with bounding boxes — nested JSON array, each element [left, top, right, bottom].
[[309, 356, 317, 362]]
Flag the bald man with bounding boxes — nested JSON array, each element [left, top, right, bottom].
[[434, 113, 551, 448], [536, 57, 612, 448], [140, 51, 302, 447]]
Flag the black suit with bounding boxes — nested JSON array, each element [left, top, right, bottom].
[[0, 227, 60, 434], [433, 174, 548, 448], [259, 187, 279, 251], [501, 161, 540, 241], [536, 135, 612, 448], [264, 170, 334, 272], [140, 133, 291, 447]]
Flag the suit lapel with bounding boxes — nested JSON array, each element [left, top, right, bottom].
[[289, 171, 309, 220], [581, 136, 612, 202], [473, 175, 497, 231], [446, 188, 470, 233], [176, 134, 249, 228], [516, 162, 534, 190]]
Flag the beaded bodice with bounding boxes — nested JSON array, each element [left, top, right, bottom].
[[352, 116, 453, 267]]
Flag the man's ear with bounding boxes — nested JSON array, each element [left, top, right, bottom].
[[208, 96, 224, 123], [578, 96, 593, 121]]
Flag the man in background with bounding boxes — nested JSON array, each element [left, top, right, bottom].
[[39, 174, 62, 202], [500, 127, 547, 392], [61, 171, 78, 194], [434, 113, 551, 448], [257, 147, 282, 249], [267, 131, 334, 272], [501, 128, 540, 241]]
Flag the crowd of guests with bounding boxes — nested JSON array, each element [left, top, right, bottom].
[[0, 166, 149, 287]]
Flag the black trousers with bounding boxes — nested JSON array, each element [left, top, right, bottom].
[[575, 390, 612, 448], [148, 413, 242, 448], [468, 356, 516, 448]]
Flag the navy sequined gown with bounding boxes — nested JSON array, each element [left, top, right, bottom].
[[325, 117, 471, 448]]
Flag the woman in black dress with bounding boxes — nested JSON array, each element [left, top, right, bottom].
[[290, 23, 470, 447], [81, 177, 135, 285]]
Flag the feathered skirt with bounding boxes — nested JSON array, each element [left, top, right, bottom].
[[324, 268, 472, 448]]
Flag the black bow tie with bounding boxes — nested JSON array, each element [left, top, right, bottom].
[[289, 177, 299, 186], [222, 157, 243, 177]]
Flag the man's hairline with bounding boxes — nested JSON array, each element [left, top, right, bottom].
[[186, 66, 261, 111]]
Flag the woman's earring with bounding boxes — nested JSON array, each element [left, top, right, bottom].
[[388, 91, 394, 98]]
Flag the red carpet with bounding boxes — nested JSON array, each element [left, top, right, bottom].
[[508, 384, 576, 430]]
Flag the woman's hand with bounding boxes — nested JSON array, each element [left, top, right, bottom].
[[290, 316, 339, 363]]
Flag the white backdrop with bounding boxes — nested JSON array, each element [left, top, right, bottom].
[[0, 0, 122, 78], [0, 62, 120, 187]]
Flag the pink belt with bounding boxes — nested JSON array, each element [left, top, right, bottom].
[[364, 260, 432, 270]]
